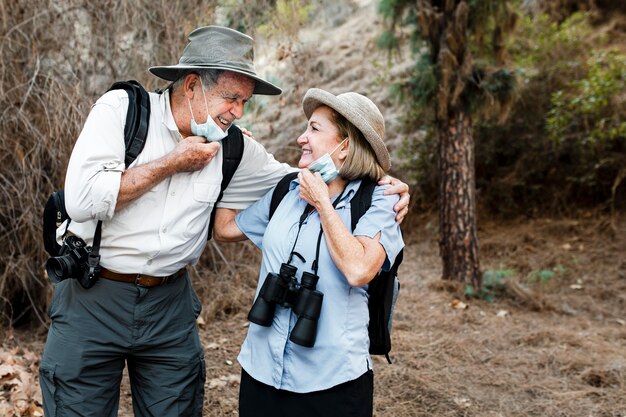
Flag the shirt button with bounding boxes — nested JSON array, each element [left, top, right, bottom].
[[170, 191, 176, 196], [147, 260, 152, 265], [162, 227, 168, 233]]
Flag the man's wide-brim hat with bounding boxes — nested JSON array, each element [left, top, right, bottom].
[[302, 88, 390, 171], [150, 26, 281, 96]]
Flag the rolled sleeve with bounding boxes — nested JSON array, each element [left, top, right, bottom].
[[217, 134, 297, 210], [64, 91, 127, 222], [353, 185, 404, 270], [234, 187, 274, 248]]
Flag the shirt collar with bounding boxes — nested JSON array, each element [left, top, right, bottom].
[[289, 176, 363, 209], [160, 90, 180, 133]]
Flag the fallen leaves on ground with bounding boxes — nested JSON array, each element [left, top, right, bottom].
[[449, 299, 469, 310], [0, 343, 43, 417]]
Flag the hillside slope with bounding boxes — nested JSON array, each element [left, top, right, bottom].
[[243, 0, 410, 173]]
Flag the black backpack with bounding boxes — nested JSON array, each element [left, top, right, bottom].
[[269, 172, 403, 363], [43, 80, 244, 258]]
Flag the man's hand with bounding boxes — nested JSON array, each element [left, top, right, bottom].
[[116, 136, 220, 211], [170, 136, 221, 173], [379, 175, 410, 224]]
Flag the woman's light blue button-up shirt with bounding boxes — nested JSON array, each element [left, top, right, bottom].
[[235, 178, 404, 393]]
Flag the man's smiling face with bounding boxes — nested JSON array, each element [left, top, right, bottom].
[[201, 71, 255, 130]]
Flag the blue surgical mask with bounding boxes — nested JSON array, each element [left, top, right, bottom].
[[187, 79, 229, 142], [307, 138, 348, 183]]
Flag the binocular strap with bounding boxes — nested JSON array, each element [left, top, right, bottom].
[[287, 188, 347, 274]]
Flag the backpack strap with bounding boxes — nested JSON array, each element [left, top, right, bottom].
[[88, 80, 151, 264], [269, 175, 376, 227], [43, 81, 153, 258], [349, 179, 402, 363], [207, 126, 245, 240], [106, 80, 151, 168], [383, 248, 403, 363], [43, 190, 68, 257], [350, 178, 376, 231], [269, 172, 300, 220]]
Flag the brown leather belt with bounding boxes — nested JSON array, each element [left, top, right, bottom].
[[100, 267, 186, 288]]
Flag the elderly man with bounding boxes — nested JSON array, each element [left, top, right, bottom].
[[40, 26, 409, 417]]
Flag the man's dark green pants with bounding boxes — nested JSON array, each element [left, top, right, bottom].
[[39, 273, 206, 417]]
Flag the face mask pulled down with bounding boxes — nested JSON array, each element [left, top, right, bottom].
[[307, 138, 348, 183], [187, 79, 229, 142]]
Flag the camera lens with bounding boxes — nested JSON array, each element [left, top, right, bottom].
[[45, 256, 77, 283]]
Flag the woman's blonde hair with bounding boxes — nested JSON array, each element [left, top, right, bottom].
[[330, 109, 386, 182]]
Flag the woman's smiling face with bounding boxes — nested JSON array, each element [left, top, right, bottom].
[[297, 106, 344, 169]]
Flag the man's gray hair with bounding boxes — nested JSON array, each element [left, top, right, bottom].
[[171, 69, 225, 92]]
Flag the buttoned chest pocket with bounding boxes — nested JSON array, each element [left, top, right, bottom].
[[193, 182, 221, 203], [183, 182, 221, 239]]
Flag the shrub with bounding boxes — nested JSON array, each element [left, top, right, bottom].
[[473, 11, 623, 214], [0, 0, 264, 327]]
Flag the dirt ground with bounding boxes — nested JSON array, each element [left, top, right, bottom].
[[4, 213, 623, 416], [2, 1, 625, 414], [190, 213, 626, 417], [205, 211, 626, 417]]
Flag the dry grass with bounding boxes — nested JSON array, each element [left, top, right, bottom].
[[0, 0, 330, 327], [2, 1, 626, 416], [0, 0, 219, 325], [4, 214, 625, 416], [190, 214, 626, 417]]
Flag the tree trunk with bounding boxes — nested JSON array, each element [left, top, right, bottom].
[[438, 111, 481, 288]]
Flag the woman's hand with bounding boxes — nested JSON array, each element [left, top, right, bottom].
[[298, 169, 330, 210], [238, 125, 254, 139], [379, 175, 410, 224]]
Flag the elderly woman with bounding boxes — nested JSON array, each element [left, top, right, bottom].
[[214, 88, 404, 417]]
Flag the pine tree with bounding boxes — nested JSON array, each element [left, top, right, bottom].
[[379, 0, 517, 288]]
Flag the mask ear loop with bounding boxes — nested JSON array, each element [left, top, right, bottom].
[[187, 98, 196, 123], [333, 138, 349, 174], [329, 137, 349, 157], [198, 77, 212, 122], [187, 77, 211, 123]]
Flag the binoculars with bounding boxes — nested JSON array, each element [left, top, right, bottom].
[[248, 263, 323, 348]]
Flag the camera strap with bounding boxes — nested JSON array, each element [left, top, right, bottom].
[[87, 220, 103, 279], [91, 220, 102, 258]]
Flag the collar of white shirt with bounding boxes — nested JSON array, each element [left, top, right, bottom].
[[160, 90, 180, 134]]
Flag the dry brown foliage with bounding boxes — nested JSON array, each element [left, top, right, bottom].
[[2, 1, 626, 416], [0, 330, 42, 417], [3, 214, 625, 416], [0, 0, 219, 325]]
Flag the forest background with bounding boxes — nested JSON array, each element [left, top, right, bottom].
[[0, 0, 625, 416]]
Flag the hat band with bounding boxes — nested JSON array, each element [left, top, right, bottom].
[[179, 56, 256, 73]]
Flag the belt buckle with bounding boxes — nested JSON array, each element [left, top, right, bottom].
[[134, 274, 146, 288]]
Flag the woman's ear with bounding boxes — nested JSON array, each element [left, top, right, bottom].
[[338, 138, 350, 161]]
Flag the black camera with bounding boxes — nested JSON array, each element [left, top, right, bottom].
[[45, 235, 101, 289], [248, 263, 324, 347]]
